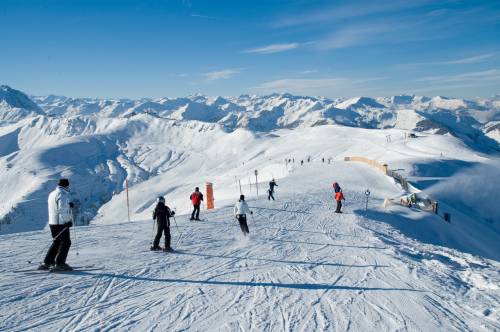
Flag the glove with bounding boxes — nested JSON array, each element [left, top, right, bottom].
[[171, 211, 176, 216], [65, 221, 73, 228], [69, 202, 75, 208]]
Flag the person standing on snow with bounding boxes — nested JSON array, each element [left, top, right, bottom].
[[38, 178, 74, 271], [335, 190, 345, 213], [234, 194, 252, 235], [151, 196, 175, 252], [190, 187, 203, 221], [268, 179, 278, 201]]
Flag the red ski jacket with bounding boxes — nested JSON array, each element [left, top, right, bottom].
[[190, 192, 203, 205], [335, 191, 345, 201]]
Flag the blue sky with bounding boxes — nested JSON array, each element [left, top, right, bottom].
[[1, 0, 499, 98]]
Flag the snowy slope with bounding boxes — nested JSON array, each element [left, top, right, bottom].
[[1, 85, 499, 237], [0, 162, 498, 331], [1, 85, 499, 331]]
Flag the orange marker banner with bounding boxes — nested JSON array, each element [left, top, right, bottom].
[[206, 182, 214, 210]]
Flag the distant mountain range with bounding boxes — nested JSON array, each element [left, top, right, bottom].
[[1, 85, 499, 152]]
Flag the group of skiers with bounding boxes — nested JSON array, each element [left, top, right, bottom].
[[38, 177, 345, 271]]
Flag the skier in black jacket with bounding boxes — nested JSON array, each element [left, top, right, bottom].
[[268, 179, 278, 200], [151, 196, 175, 252]]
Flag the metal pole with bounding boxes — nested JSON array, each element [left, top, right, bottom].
[[151, 218, 156, 245], [126, 179, 130, 222], [238, 179, 242, 195], [365, 189, 370, 212], [71, 208, 79, 256], [255, 169, 259, 197]]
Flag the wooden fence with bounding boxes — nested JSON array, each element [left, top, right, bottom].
[[344, 156, 443, 219]]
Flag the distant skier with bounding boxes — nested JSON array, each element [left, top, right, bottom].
[[322, 157, 325, 163], [151, 196, 175, 251], [190, 187, 203, 221], [301, 160, 304, 166], [268, 179, 278, 200], [307, 156, 311, 163], [234, 195, 252, 235], [335, 190, 345, 213], [38, 178, 74, 271]]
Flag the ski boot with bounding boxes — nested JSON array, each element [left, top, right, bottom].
[[150, 246, 162, 251], [51, 263, 73, 272], [163, 247, 174, 252], [37, 263, 52, 271]]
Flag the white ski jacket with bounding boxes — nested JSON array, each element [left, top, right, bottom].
[[48, 186, 72, 225], [234, 200, 251, 216]]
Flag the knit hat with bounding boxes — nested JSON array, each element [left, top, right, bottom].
[[58, 178, 70, 188]]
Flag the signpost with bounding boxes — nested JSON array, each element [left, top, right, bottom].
[[365, 189, 371, 211], [254, 169, 259, 197], [126, 179, 131, 222]]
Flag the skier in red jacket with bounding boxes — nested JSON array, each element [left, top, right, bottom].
[[335, 190, 345, 213], [190, 187, 204, 221]]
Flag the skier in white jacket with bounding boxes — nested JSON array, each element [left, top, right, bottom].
[[39, 178, 74, 271], [234, 194, 252, 235]]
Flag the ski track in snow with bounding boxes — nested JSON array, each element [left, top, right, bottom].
[[0, 164, 499, 331]]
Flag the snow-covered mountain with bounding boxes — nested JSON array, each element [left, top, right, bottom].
[[0, 85, 499, 236], [30, 90, 500, 150], [0, 85, 44, 122]]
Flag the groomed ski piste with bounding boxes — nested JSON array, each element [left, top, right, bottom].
[[1, 149, 499, 331]]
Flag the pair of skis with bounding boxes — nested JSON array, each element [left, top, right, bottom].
[[13, 264, 104, 274]]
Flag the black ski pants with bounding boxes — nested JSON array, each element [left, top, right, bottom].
[[268, 190, 275, 201], [237, 214, 249, 235], [153, 220, 171, 249], [44, 224, 71, 266], [191, 204, 200, 220], [335, 200, 342, 213]]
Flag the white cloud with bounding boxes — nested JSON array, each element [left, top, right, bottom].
[[300, 70, 318, 75], [312, 24, 393, 50], [274, 0, 435, 27], [203, 69, 240, 81], [244, 43, 300, 54], [417, 69, 500, 83], [403, 53, 495, 67]]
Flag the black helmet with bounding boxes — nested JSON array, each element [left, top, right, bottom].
[[158, 196, 165, 203], [239, 194, 245, 201]]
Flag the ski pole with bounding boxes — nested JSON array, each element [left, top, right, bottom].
[[173, 216, 185, 249], [151, 218, 156, 245], [172, 215, 180, 232], [73, 225, 79, 256], [71, 209, 79, 256], [27, 225, 70, 264]]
